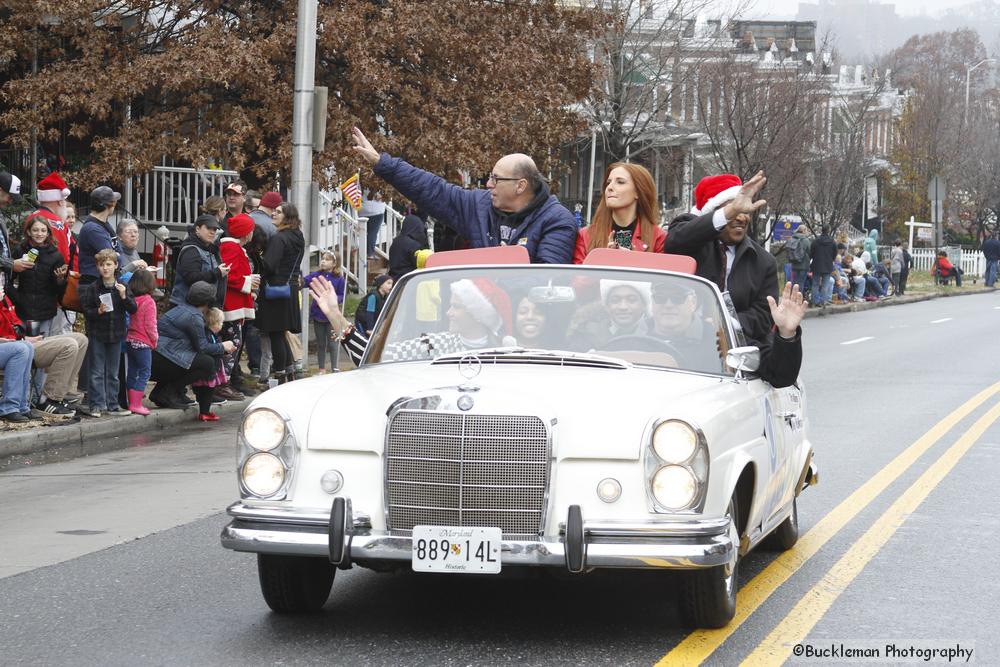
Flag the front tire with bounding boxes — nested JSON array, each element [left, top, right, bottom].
[[257, 554, 335, 613], [678, 495, 739, 628]]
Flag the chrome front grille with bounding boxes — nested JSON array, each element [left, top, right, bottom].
[[385, 410, 549, 537]]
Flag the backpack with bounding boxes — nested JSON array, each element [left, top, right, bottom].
[[787, 236, 808, 264]]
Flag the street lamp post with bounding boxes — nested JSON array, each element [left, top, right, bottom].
[[965, 58, 995, 123]]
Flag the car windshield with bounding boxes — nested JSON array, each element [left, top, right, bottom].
[[364, 266, 735, 375]]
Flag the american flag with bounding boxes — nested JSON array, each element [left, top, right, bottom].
[[339, 173, 363, 211]]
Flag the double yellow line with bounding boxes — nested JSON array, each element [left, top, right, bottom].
[[657, 380, 1000, 666]]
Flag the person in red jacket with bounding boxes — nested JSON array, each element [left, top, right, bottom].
[[217, 213, 259, 399], [932, 251, 963, 286], [573, 162, 666, 264]]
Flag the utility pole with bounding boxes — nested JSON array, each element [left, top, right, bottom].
[[291, 0, 318, 354], [965, 58, 995, 124]]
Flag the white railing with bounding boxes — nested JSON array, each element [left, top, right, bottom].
[[314, 191, 369, 293], [124, 165, 239, 253], [901, 247, 984, 279], [312, 191, 413, 294]]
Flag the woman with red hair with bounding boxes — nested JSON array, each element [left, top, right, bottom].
[[573, 162, 666, 263]]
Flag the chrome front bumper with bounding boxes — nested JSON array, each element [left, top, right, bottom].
[[220, 501, 735, 571]]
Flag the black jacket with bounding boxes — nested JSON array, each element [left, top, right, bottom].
[[172, 231, 225, 307], [983, 238, 1000, 261], [757, 327, 803, 389], [255, 228, 305, 333], [809, 234, 836, 274], [664, 212, 779, 344], [13, 242, 66, 322], [80, 280, 138, 343], [388, 215, 429, 280]]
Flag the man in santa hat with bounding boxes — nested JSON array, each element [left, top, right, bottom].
[[663, 171, 774, 342], [29, 172, 78, 335], [31, 172, 75, 265], [664, 171, 804, 388]]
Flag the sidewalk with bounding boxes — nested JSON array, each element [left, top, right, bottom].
[[0, 398, 249, 469], [802, 284, 994, 319]]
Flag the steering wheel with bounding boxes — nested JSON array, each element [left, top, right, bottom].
[[601, 335, 688, 366]]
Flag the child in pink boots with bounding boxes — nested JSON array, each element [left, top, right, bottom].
[[125, 269, 158, 415]]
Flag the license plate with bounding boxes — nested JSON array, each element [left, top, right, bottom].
[[411, 526, 502, 574]]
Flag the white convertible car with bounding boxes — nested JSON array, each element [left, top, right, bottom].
[[221, 247, 816, 628]]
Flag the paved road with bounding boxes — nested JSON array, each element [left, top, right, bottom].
[[1, 293, 998, 665]]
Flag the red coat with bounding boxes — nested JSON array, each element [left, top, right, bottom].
[[0, 294, 24, 339], [219, 237, 255, 321], [573, 222, 667, 264]]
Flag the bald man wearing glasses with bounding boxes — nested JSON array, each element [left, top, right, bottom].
[[351, 127, 576, 264]]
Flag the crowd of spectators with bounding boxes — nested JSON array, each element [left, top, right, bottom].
[[0, 168, 309, 426]]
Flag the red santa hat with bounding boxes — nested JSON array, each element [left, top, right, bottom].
[[227, 213, 255, 238], [450, 278, 512, 336], [692, 174, 742, 216], [37, 172, 71, 203]]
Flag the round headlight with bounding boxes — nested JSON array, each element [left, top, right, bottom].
[[651, 465, 698, 510], [596, 477, 622, 503], [242, 452, 285, 497], [242, 409, 286, 451], [652, 421, 698, 463]]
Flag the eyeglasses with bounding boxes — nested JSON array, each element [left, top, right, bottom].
[[488, 173, 522, 184], [652, 290, 692, 305], [225, 189, 245, 197]]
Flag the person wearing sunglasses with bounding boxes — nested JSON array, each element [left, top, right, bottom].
[[351, 127, 576, 264], [648, 282, 721, 374]]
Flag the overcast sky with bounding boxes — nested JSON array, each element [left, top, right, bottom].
[[748, 0, 978, 18]]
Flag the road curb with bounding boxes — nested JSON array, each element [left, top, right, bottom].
[[802, 287, 996, 318], [0, 398, 250, 462]]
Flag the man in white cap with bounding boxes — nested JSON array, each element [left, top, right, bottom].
[[0, 172, 36, 288]]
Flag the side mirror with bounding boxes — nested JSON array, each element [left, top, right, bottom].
[[726, 346, 760, 373]]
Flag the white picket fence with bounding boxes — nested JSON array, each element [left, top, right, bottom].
[[878, 245, 985, 279]]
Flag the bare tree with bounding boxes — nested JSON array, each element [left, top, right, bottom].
[[582, 0, 749, 164], [695, 58, 824, 239], [799, 82, 887, 238]]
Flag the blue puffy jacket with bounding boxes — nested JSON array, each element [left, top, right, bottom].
[[156, 303, 224, 369], [373, 153, 576, 264], [77, 216, 116, 278]]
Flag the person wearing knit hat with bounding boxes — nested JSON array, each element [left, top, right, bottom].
[[250, 192, 281, 241], [449, 278, 512, 341], [217, 213, 259, 399], [599, 279, 650, 337], [663, 170, 777, 342]]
